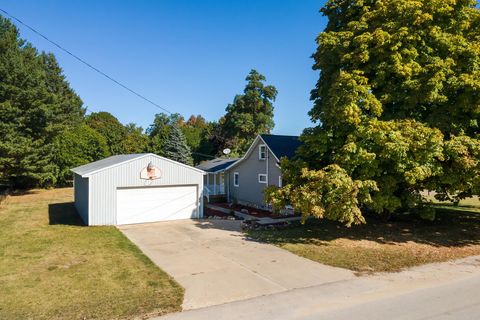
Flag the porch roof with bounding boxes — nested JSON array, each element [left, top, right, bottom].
[[196, 158, 239, 173]]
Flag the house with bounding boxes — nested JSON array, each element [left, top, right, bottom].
[[196, 134, 302, 208], [71, 153, 205, 225]]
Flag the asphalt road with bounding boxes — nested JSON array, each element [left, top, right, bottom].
[[311, 274, 480, 320], [157, 256, 480, 320]]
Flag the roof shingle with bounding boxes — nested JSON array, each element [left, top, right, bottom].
[[196, 158, 239, 173], [260, 134, 302, 160]]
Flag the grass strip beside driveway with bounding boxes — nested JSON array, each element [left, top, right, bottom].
[[0, 188, 183, 320]]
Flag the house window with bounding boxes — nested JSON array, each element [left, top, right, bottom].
[[259, 145, 266, 160], [258, 174, 267, 184], [278, 175, 282, 187], [234, 172, 239, 187]]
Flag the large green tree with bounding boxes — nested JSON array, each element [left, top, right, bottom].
[[267, 0, 480, 225], [53, 123, 109, 185], [221, 69, 277, 154], [123, 123, 148, 154], [146, 113, 177, 155], [85, 112, 127, 155], [0, 16, 84, 187], [180, 115, 216, 163]]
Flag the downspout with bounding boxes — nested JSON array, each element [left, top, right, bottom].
[[266, 148, 269, 185]]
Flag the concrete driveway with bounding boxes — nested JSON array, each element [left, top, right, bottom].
[[119, 219, 353, 310]]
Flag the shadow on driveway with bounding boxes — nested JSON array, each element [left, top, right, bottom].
[[192, 219, 242, 232]]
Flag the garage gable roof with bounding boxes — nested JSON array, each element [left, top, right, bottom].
[[71, 153, 204, 177]]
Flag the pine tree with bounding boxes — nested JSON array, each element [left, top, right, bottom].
[[163, 125, 193, 165], [0, 16, 84, 187]]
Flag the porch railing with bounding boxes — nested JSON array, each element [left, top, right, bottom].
[[206, 184, 225, 195]]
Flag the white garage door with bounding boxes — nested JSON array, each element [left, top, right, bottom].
[[116, 186, 198, 225]]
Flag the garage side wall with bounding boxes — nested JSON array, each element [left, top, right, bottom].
[[73, 173, 89, 225], [88, 155, 204, 225]]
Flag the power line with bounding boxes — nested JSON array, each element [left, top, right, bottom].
[[192, 151, 216, 159], [0, 9, 219, 161], [0, 8, 172, 115]]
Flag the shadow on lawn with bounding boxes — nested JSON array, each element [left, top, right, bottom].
[[247, 207, 480, 248], [48, 202, 85, 226]]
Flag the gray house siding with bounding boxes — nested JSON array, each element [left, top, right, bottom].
[[227, 138, 282, 206], [87, 154, 204, 225], [73, 173, 89, 225]]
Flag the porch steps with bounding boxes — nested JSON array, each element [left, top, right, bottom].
[[206, 194, 227, 204]]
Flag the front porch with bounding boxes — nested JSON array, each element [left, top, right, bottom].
[[204, 172, 228, 202], [196, 157, 239, 204]]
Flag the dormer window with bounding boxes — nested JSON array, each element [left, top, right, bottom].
[[259, 145, 267, 160]]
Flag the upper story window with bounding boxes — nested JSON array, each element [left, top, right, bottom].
[[259, 145, 267, 160]]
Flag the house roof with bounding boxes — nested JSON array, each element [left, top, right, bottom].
[[225, 134, 302, 171], [196, 158, 239, 173], [71, 153, 204, 177], [260, 134, 302, 160]]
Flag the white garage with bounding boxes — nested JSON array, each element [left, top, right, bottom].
[[71, 153, 205, 226]]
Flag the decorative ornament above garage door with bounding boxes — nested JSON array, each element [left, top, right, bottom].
[[140, 162, 162, 180]]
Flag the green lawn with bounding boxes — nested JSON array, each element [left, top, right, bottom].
[[423, 193, 480, 212], [247, 199, 480, 273], [0, 188, 183, 320]]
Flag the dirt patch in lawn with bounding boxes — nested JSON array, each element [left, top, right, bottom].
[[247, 201, 480, 273], [0, 188, 183, 320]]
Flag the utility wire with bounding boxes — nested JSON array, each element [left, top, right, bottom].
[[0, 8, 172, 115], [0, 8, 219, 160], [192, 152, 217, 159]]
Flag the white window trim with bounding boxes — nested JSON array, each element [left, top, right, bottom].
[[258, 174, 267, 184], [259, 144, 267, 160], [233, 172, 239, 187], [278, 175, 282, 187]]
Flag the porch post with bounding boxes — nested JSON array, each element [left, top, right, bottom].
[[227, 172, 230, 202], [213, 173, 217, 195]]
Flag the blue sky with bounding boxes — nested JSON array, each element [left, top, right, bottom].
[[2, 1, 327, 135]]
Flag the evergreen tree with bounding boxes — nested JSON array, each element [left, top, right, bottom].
[[163, 125, 193, 165], [0, 16, 84, 187], [221, 70, 277, 154], [146, 113, 181, 156]]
